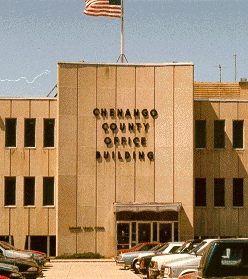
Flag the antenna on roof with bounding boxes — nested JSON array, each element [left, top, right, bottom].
[[47, 84, 57, 97], [213, 64, 226, 82], [234, 54, 237, 82]]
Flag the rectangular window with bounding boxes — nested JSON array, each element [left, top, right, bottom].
[[25, 119, 36, 147], [24, 177, 35, 206], [195, 178, 206, 206], [233, 120, 243, 149], [233, 178, 243, 207], [214, 178, 225, 207], [43, 177, 54, 206], [214, 120, 225, 149], [5, 177, 16, 206], [195, 120, 206, 149], [44, 119, 55, 147], [5, 118, 17, 147]]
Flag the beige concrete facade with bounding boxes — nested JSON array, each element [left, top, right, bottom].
[[2, 63, 248, 258]]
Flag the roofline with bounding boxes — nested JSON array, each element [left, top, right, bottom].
[[0, 97, 57, 100], [194, 98, 248, 102], [58, 62, 194, 66]]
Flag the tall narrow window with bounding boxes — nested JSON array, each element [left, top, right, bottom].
[[195, 120, 206, 149], [214, 120, 225, 149], [195, 178, 206, 206], [43, 177, 54, 206], [214, 178, 225, 207], [233, 178, 243, 207], [5, 118, 17, 147], [5, 177, 16, 206], [25, 119, 36, 147], [24, 177, 35, 206], [44, 119, 55, 147], [233, 120, 243, 149]]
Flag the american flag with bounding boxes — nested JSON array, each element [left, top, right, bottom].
[[83, 0, 122, 18]]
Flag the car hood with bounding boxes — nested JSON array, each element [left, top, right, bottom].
[[151, 253, 190, 264], [0, 257, 36, 267], [167, 255, 202, 267], [0, 262, 19, 272]]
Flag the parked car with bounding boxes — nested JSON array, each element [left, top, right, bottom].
[[0, 253, 42, 279], [116, 241, 159, 256], [177, 238, 248, 279], [0, 262, 24, 279], [137, 239, 201, 277], [149, 239, 217, 279], [0, 242, 47, 266]]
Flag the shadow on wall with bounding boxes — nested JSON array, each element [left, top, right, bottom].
[[194, 100, 248, 238]]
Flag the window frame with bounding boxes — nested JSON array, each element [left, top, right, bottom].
[[233, 120, 244, 149], [195, 120, 206, 149], [214, 120, 225, 149], [43, 177, 55, 207], [43, 118, 55, 148], [5, 118, 17, 148], [24, 177, 35, 207], [214, 178, 225, 207], [4, 177, 16, 207], [24, 118, 36, 148]]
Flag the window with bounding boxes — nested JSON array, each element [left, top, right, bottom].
[[24, 177, 35, 206], [44, 119, 55, 147], [43, 177, 54, 206], [195, 120, 206, 149], [24, 119, 36, 147], [214, 120, 225, 149], [195, 178, 206, 206], [5, 118, 17, 147], [233, 178, 243, 207], [214, 178, 225, 207], [5, 177, 16, 206], [233, 120, 243, 149]]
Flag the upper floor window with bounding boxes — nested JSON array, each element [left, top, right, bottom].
[[43, 177, 54, 206], [24, 119, 36, 147], [44, 119, 55, 148], [195, 178, 206, 206], [214, 178, 225, 207], [5, 177, 16, 206], [233, 178, 243, 207], [214, 120, 225, 149], [195, 120, 206, 149], [233, 120, 243, 149], [24, 177, 35, 206], [5, 118, 17, 148]]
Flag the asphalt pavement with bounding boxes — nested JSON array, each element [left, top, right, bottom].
[[42, 259, 142, 279]]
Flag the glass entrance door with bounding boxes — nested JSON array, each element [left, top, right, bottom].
[[117, 223, 130, 250], [159, 223, 172, 243], [138, 223, 151, 243]]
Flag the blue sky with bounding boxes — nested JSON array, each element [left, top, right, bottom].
[[0, 0, 247, 97]]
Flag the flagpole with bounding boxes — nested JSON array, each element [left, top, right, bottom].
[[121, 0, 124, 63]]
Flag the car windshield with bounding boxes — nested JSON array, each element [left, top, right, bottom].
[[189, 241, 208, 255], [0, 241, 16, 250], [174, 241, 191, 254], [150, 243, 166, 251]]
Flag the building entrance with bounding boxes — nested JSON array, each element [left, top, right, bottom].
[[116, 221, 178, 250]]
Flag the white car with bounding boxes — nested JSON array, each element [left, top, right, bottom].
[[148, 239, 217, 279]]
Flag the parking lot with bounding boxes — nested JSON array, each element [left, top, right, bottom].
[[42, 259, 142, 279]]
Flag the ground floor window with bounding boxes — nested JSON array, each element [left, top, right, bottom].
[[25, 235, 56, 256], [0, 235, 14, 245]]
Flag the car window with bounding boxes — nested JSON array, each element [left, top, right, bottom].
[[189, 241, 208, 255]]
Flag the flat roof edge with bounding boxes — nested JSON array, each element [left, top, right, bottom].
[[0, 97, 57, 100], [194, 98, 248, 102], [57, 62, 194, 66]]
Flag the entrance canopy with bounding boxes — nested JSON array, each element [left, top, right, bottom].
[[113, 202, 182, 213]]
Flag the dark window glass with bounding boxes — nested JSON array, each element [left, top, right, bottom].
[[233, 120, 243, 149], [5, 177, 16, 206], [214, 178, 225, 207], [5, 119, 17, 147], [24, 177, 35, 206], [195, 178, 206, 206], [195, 120, 206, 149], [44, 119, 55, 147], [25, 119, 36, 147], [233, 178, 243, 207], [214, 120, 225, 149], [43, 177, 54, 206]]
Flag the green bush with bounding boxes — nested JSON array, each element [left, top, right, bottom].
[[55, 252, 105, 259]]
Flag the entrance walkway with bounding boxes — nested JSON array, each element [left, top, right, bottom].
[[42, 259, 140, 279]]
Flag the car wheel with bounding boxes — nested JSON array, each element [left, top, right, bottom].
[[133, 260, 139, 274]]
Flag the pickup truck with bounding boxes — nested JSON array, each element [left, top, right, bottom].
[[178, 238, 248, 279]]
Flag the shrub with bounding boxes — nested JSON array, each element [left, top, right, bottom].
[[55, 252, 105, 259]]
